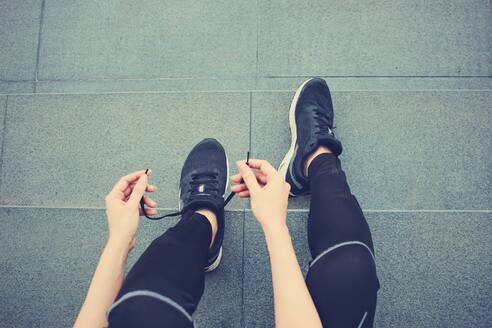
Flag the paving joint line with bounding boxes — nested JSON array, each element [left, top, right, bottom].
[[33, 0, 47, 93], [240, 208, 246, 328], [0, 96, 9, 200], [1, 89, 491, 98], [0, 204, 248, 211], [0, 205, 490, 213]]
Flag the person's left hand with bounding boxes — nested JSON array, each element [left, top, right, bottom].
[[105, 170, 158, 251]]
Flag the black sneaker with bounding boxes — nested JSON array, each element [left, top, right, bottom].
[[179, 138, 228, 272], [278, 78, 342, 196]]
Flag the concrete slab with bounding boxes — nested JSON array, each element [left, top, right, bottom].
[[0, 96, 6, 160], [34, 77, 492, 94], [258, 0, 492, 77], [0, 93, 250, 209], [0, 82, 35, 94], [0, 208, 244, 328], [243, 210, 492, 328], [251, 90, 492, 210], [0, 0, 42, 81], [36, 78, 256, 94], [38, 0, 257, 80], [255, 77, 492, 92]]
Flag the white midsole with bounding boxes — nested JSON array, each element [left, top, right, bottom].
[[205, 246, 223, 272], [206, 152, 229, 272], [278, 78, 314, 195]]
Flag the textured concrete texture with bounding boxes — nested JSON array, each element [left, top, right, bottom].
[[258, 0, 492, 77], [0, 82, 35, 94], [32, 77, 492, 95], [0, 96, 6, 159], [35, 78, 256, 94], [38, 0, 257, 80], [0, 208, 244, 328], [0, 0, 42, 81], [243, 210, 492, 328], [0, 93, 250, 209], [252, 90, 492, 210]]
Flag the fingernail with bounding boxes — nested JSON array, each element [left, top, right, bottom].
[[144, 168, 149, 175]]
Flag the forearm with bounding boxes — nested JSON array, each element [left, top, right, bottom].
[[74, 239, 130, 328], [263, 224, 322, 328]]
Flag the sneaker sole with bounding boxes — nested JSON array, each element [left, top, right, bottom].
[[205, 246, 223, 272], [178, 151, 229, 272], [206, 152, 229, 272], [278, 78, 314, 196]]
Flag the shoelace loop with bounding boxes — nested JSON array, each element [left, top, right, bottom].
[[140, 152, 249, 221]]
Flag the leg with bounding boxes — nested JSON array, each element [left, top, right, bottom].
[[107, 211, 212, 328], [305, 152, 380, 327]]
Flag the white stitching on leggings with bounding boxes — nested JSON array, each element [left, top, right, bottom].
[[357, 311, 368, 328], [309, 241, 375, 268], [106, 290, 193, 323]]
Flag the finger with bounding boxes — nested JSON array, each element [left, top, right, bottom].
[[111, 170, 149, 195], [143, 195, 157, 208], [238, 190, 251, 198], [139, 207, 157, 216], [253, 171, 268, 185], [236, 161, 260, 194], [231, 174, 242, 183], [231, 180, 265, 193], [128, 174, 148, 205], [238, 159, 277, 179], [230, 183, 248, 193], [123, 183, 157, 197], [231, 170, 267, 185]]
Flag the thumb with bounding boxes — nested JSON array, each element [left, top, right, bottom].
[[237, 161, 260, 195], [129, 173, 148, 205]]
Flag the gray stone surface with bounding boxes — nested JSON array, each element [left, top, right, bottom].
[[0, 82, 35, 94], [36, 78, 256, 94], [251, 90, 492, 210], [38, 0, 257, 80], [0, 208, 244, 328], [243, 210, 492, 328], [34, 77, 492, 94], [371, 211, 492, 328], [0, 0, 42, 81], [258, 0, 492, 77], [255, 77, 492, 92], [0, 96, 6, 160], [0, 93, 250, 208]]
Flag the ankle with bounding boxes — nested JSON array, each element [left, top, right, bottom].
[[195, 208, 218, 248], [304, 146, 332, 176]]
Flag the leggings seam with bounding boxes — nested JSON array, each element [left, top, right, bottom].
[[357, 311, 368, 328], [106, 290, 193, 323], [310, 241, 375, 268]]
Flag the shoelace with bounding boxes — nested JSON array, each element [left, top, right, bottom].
[[140, 152, 249, 220], [314, 107, 335, 136]]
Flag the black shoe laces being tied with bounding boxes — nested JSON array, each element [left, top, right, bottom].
[[140, 152, 250, 221]]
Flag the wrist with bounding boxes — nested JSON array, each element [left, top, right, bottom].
[[261, 220, 289, 239], [106, 236, 133, 252]]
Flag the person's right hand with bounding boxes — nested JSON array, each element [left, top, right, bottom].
[[231, 159, 290, 231]]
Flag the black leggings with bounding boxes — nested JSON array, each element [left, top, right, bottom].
[[107, 153, 379, 327]]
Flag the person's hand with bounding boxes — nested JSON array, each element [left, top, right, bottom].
[[231, 159, 290, 231], [105, 170, 158, 251]]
